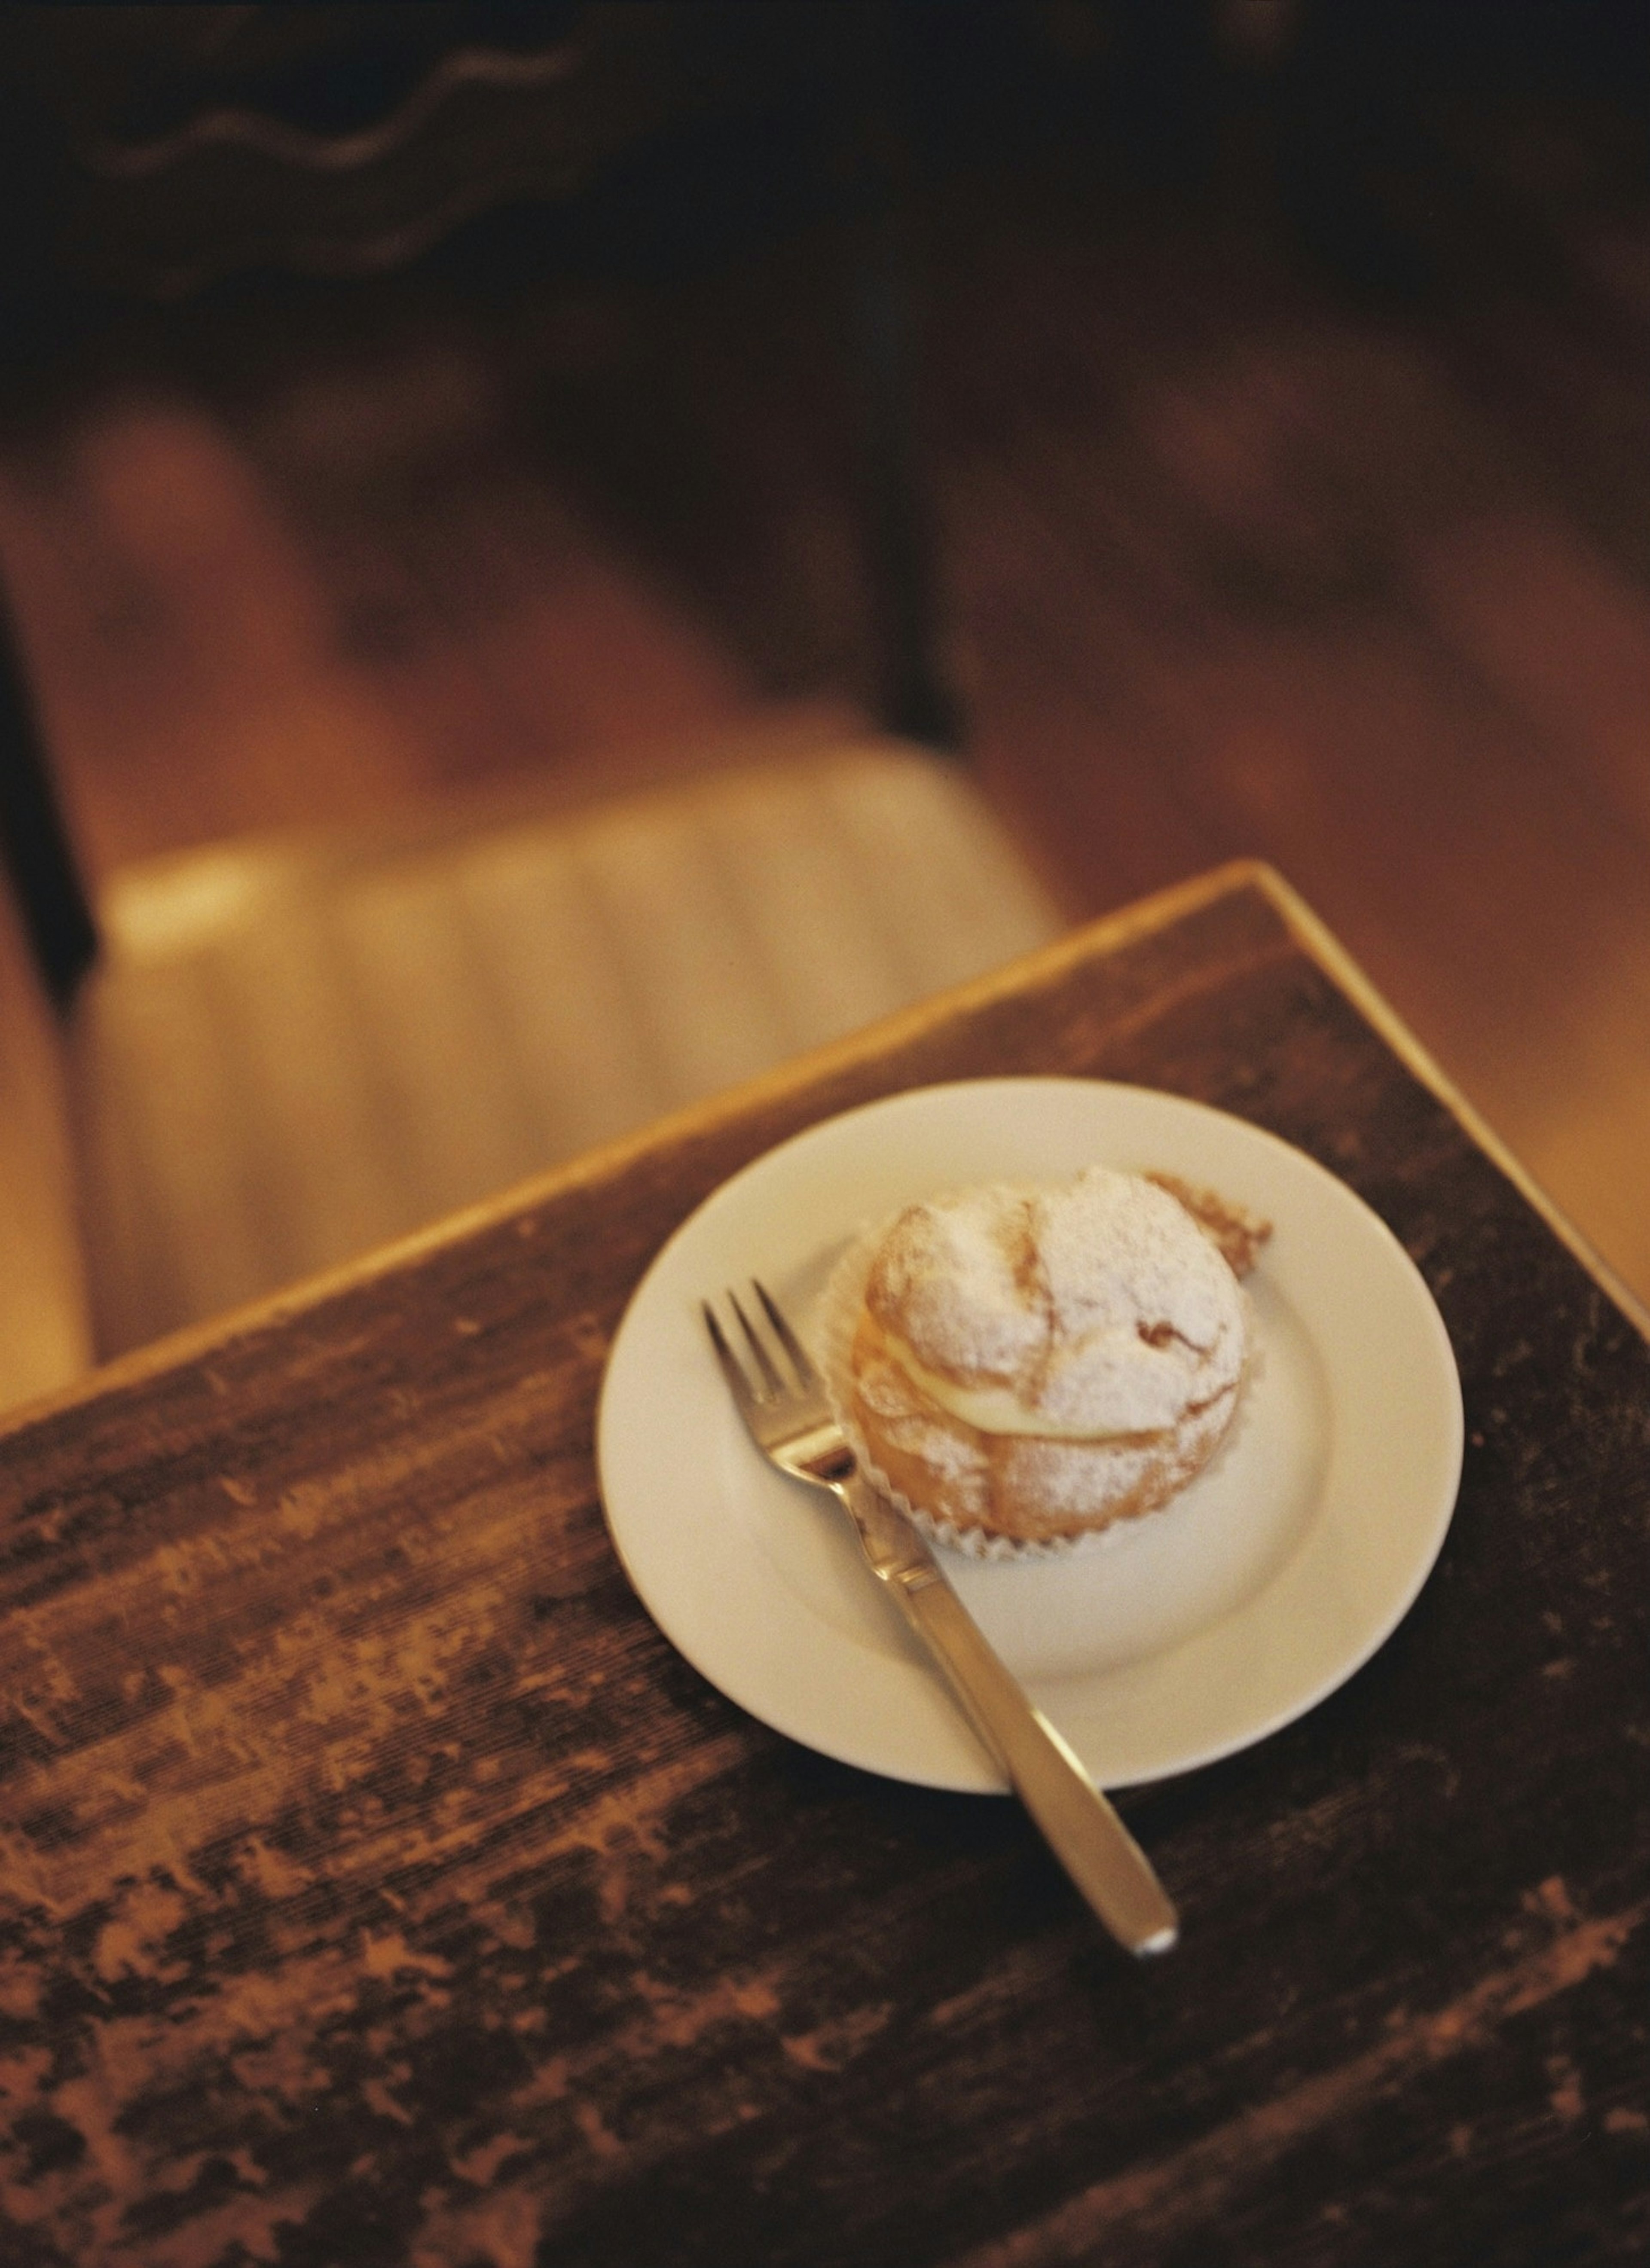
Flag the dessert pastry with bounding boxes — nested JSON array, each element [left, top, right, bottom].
[[841, 1165, 1268, 1548]]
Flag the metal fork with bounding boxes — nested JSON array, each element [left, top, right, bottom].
[[704, 1281, 1178, 1957]]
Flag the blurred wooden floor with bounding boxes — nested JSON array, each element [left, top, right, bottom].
[[3, 115, 1650, 1304]]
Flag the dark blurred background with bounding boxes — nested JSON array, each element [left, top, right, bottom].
[[3, 0, 1649, 1296]]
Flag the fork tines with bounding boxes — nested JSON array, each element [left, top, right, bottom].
[[702, 1280, 817, 1404]]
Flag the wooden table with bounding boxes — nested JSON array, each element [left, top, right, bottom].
[[2, 863, 1645, 2268]]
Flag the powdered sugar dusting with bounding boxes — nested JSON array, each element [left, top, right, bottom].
[[863, 1189, 1043, 1383], [815, 1230, 1101, 1559], [1038, 1169, 1233, 1349], [865, 1166, 1246, 1438]]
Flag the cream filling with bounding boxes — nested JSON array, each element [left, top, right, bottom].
[[878, 1327, 1179, 1442]]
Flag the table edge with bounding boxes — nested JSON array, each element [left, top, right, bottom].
[[1255, 864, 1650, 1341]]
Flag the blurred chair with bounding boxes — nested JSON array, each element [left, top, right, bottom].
[[0, 712, 1061, 1396], [64, 724, 1061, 1360], [0, 6, 1063, 1407]]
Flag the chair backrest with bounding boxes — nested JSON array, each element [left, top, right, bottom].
[[1, 3, 862, 301]]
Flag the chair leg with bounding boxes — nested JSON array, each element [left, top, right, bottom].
[[849, 202, 965, 751], [832, 5, 964, 753], [0, 588, 98, 1007]]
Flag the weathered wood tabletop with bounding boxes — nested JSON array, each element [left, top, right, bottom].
[[1, 863, 1645, 2268]]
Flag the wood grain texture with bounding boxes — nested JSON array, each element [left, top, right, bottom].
[[0, 869, 1644, 2268]]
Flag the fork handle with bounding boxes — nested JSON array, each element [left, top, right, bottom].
[[842, 1477, 1178, 1956]]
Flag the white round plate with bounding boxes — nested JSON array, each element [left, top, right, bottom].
[[596, 1080, 1463, 1792]]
